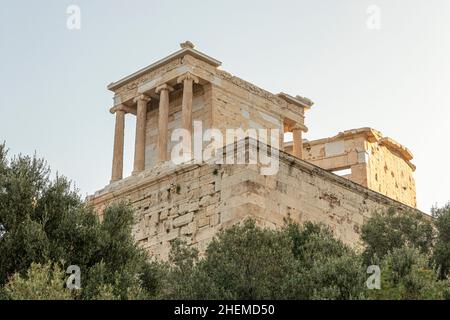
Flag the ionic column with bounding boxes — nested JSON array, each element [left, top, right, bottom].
[[177, 72, 199, 154], [132, 94, 151, 174], [292, 125, 304, 160], [156, 84, 174, 163], [111, 106, 125, 182]]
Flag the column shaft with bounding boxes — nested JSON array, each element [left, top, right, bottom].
[[157, 85, 173, 163], [133, 95, 150, 173], [181, 78, 194, 135], [111, 109, 125, 182], [177, 73, 199, 157], [292, 128, 303, 159]]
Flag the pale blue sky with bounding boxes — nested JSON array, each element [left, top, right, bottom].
[[1, 0, 449, 212]]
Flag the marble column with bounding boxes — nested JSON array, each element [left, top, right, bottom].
[[156, 84, 174, 163], [132, 94, 151, 174], [177, 72, 199, 155], [292, 126, 303, 160], [111, 107, 125, 182]]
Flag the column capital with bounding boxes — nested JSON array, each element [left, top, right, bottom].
[[155, 83, 174, 94], [177, 72, 199, 84], [290, 123, 308, 133], [133, 94, 151, 104], [109, 104, 131, 114]]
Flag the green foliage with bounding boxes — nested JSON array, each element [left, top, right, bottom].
[[361, 206, 449, 299], [368, 247, 448, 300], [94, 284, 120, 300], [157, 220, 366, 300], [0, 143, 157, 300], [157, 239, 202, 299], [194, 220, 300, 300], [80, 204, 149, 300], [0, 147, 54, 284], [287, 222, 367, 299], [432, 203, 450, 279], [4, 262, 74, 300], [155, 212, 447, 300], [361, 207, 434, 264]]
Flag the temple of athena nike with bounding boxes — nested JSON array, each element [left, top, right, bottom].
[[89, 42, 422, 258]]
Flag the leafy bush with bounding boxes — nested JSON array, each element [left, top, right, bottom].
[[0, 143, 157, 299]]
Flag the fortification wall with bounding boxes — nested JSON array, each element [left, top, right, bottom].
[[90, 142, 420, 259]]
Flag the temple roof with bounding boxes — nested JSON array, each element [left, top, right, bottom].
[[107, 41, 222, 91], [277, 92, 314, 109]]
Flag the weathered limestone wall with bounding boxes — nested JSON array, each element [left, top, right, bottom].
[[240, 151, 402, 246], [302, 134, 370, 187], [91, 162, 223, 259], [366, 140, 416, 207], [296, 129, 417, 208], [90, 142, 420, 259], [211, 83, 283, 133]]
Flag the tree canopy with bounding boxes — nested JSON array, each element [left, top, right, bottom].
[[0, 143, 156, 299]]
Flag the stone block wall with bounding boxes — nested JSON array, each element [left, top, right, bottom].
[[366, 139, 416, 207], [90, 142, 422, 259], [299, 129, 417, 208], [211, 83, 283, 133], [302, 134, 370, 187]]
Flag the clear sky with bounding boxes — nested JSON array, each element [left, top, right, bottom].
[[1, 0, 449, 212]]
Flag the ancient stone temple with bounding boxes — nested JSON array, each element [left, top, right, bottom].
[[89, 42, 423, 258]]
